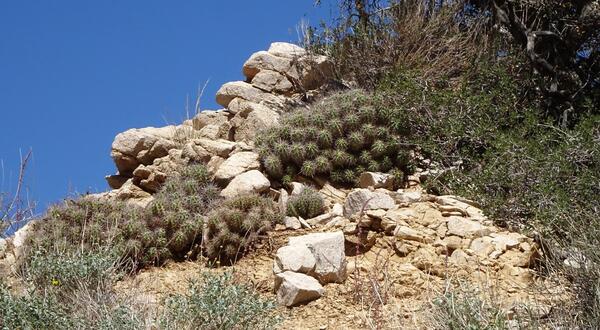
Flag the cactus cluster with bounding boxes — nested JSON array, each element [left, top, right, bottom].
[[203, 194, 283, 263], [286, 188, 324, 219], [255, 90, 413, 187], [26, 164, 281, 271]]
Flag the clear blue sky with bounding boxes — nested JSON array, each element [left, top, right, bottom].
[[0, 1, 331, 215]]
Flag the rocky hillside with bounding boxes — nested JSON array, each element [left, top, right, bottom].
[[0, 42, 574, 329]]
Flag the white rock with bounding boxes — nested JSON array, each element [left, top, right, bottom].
[[289, 231, 347, 284], [232, 105, 280, 142], [306, 213, 334, 226], [331, 203, 344, 217], [213, 152, 260, 183], [216, 81, 283, 108], [268, 42, 307, 58], [275, 245, 316, 274], [220, 170, 270, 198], [359, 172, 394, 189], [243, 51, 293, 80], [193, 138, 236, 158], [394, 226, 429, 243], [283, 216, 302, 230], [251, 70, 293, 94], [446, 216, 492, 238], [275, 271, 324, 307], [297, 216, 312, 229], [395, 191, 423, 204], [279, 189, 289, 213], [290, 182, 306, 196], [343, 189, 395, 217]]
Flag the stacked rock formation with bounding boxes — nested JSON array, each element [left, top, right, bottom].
[[101, 42, 333, 206]]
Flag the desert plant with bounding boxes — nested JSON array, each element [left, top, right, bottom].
[[160, 271, 280, 330], [256, 90, 414, 187], [286, 187, 325, 219], [25, 164, 220, 271], [203, 195, 283, 263]]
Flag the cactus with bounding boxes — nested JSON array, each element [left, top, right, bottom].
[[286, 188, 325, 219], [255, 90, 415, 188]]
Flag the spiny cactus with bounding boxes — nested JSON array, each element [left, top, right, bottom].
[[256, 90, 415, 187], [203, 194, 283, 263], [286, 188, 325, 219]]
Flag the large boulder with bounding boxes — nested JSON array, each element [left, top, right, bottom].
[[268, 42, 307, 58], [243, 51, 294, 80], [288, 231, 347, 284], [251, 70, 294, 95], [231, 105, 280, 142], [215, 81, 283, 109], [343, 189, 396, 217], [213, 151, 260, 184], [220, 170, 270, 198], [110, 126, 186, 176], [274, 271, 324, 307]]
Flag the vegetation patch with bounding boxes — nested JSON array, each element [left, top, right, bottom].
[[255, 90, 414, 186], [286, 187, 325, 219]]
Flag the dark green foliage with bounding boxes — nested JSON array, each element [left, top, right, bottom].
[[286, 188, 325, 219], [256, 90, 413, 186], [203, 195, 283, 263]]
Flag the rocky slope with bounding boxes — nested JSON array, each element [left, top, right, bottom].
[[0, 42, 571, 328]]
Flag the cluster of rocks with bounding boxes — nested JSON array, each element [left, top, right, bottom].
[[101, 42, 333, 206], [274, 177, 541, 306], [273, 231, 347, 306]]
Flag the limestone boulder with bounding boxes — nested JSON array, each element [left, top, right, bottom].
[[274, 271, 324, 307], [288, 231, 347, 284], [283, 216, 301, 230], [213, 151, 260, 184], [343, 189, 395, 217], [216, 81, 284, 109], [220, 170, 270, 198]]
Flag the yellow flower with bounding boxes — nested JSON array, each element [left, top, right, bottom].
[[51, 278, 61, 286]]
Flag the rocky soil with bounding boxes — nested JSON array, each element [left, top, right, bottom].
[[0, 42, 573, 329]]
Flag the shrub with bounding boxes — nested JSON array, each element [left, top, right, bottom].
[[160, 271, 280, 330], [286, 188, 325, 219], [25, 164, 220, 271], [255, 90, 414, 187], [203, 195, 283, 263], [0, 283, 76, 329]]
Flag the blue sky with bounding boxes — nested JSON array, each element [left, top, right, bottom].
[[0, 1, 330, 215]]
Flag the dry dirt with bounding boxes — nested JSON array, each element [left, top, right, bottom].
[[115, 228, 572, 330]]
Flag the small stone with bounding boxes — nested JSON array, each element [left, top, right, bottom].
[[283, 216, 302, 230], [275, 271, 324, 307]]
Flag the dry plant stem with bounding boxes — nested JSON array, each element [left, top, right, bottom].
[[1, 149, 34, 231]]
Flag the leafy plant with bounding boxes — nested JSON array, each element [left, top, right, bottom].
[[160, 271, 280, 330]]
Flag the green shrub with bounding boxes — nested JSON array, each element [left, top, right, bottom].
[[25, 164, 220, 271], [203, 195, 283, 263], [286, 188, 324, 219], [160, 271, 280, 330], [0, 283, 76, 329], [255, 90, 414, 186]]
